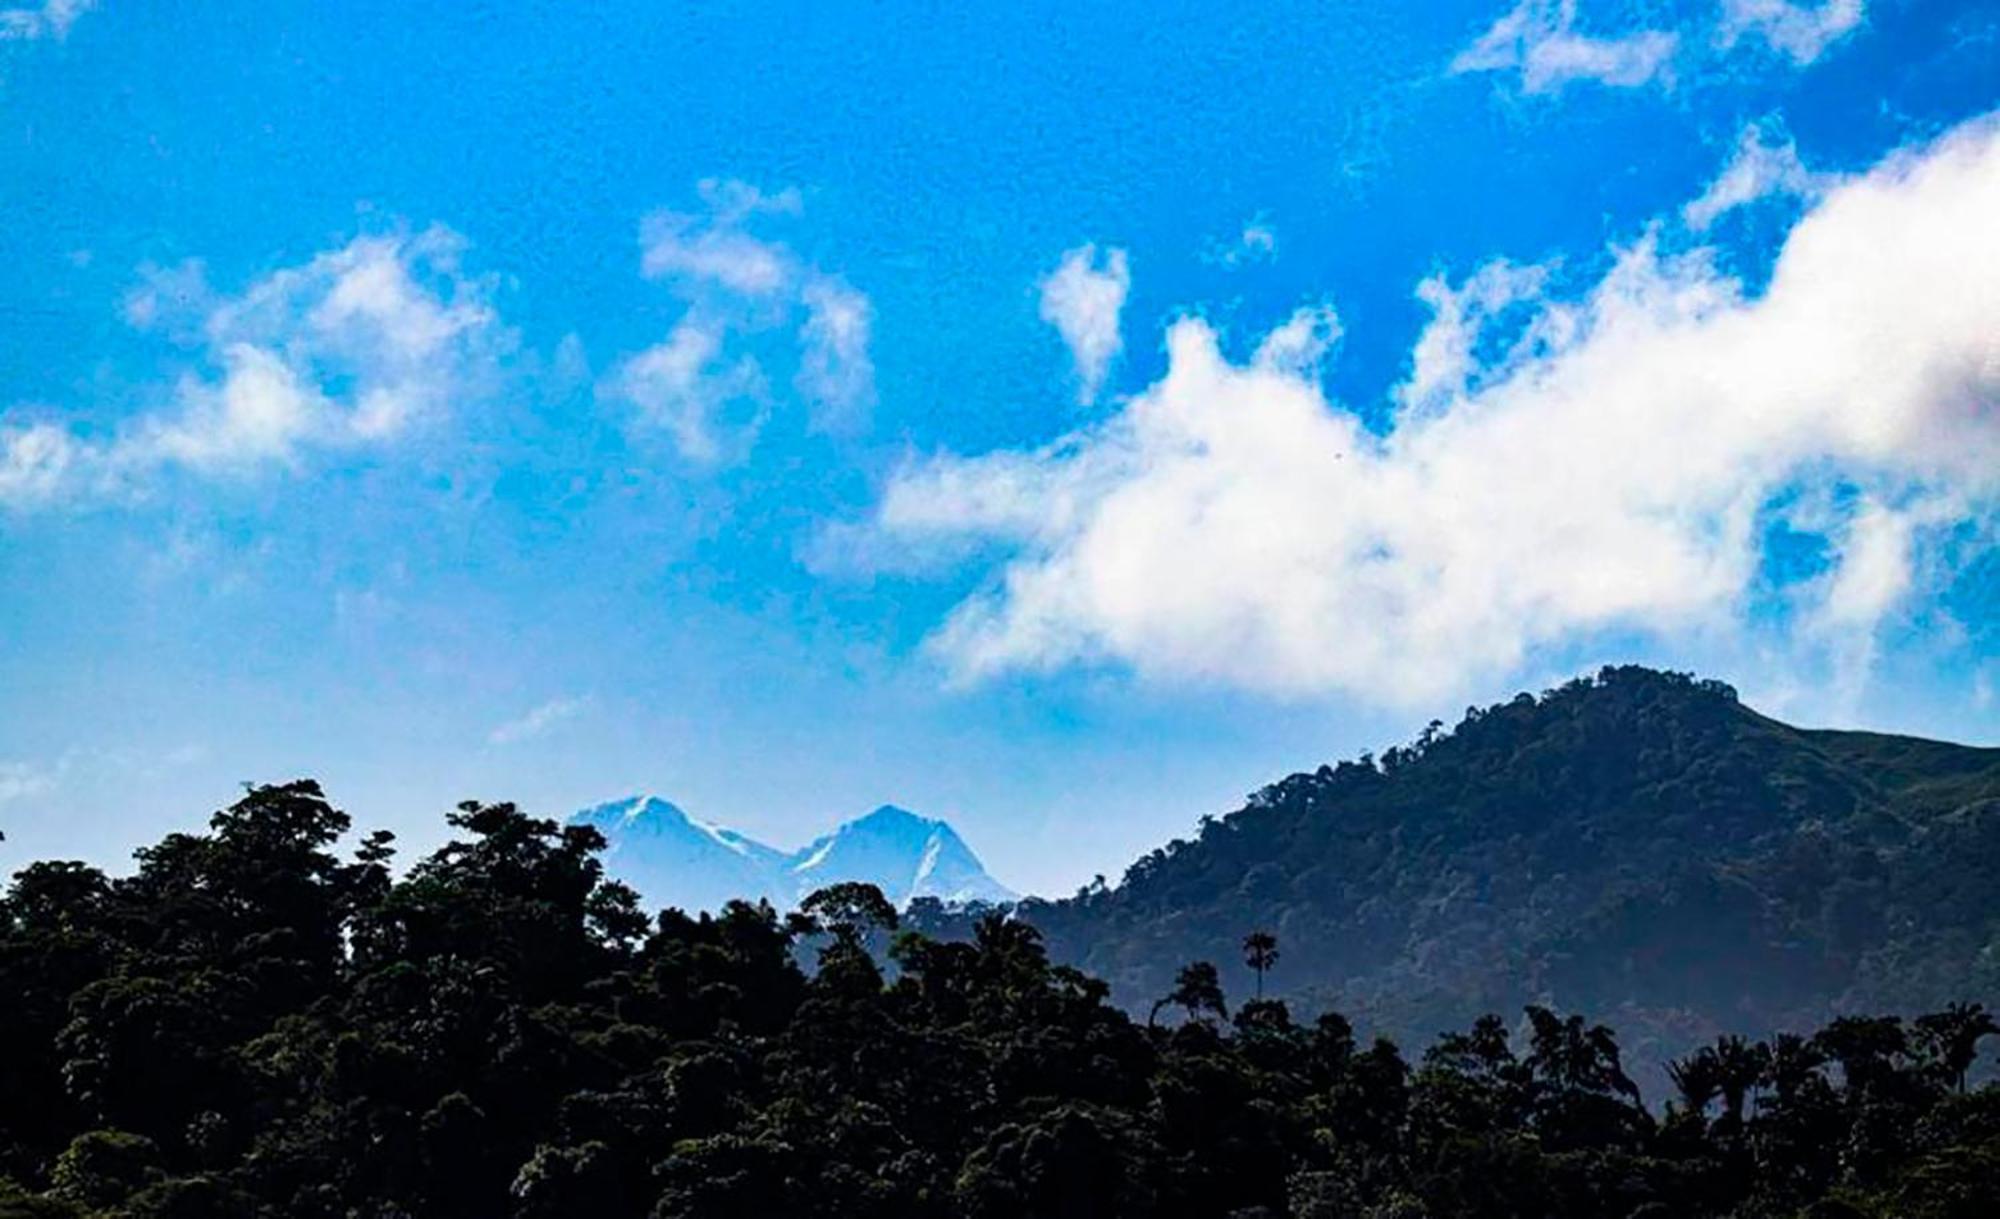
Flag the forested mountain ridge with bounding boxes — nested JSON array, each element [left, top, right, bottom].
[[998, 666, 2000, 1078]]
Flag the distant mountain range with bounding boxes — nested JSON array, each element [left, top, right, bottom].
[[570, 796, 1016, 913]]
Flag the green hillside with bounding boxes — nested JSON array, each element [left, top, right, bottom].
[[1003, 667, 2000, 1078]]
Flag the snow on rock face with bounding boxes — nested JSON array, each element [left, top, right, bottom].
[[570, 798, 1016, 914], [571, 795, 795, 914], [789, 805, 1018, 907]]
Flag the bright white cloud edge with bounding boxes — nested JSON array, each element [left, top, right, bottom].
[[872, 114, 2000, 707]]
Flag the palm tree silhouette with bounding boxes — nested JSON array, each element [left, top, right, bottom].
[[1914, 1002, 1999, 1093], [1241, 930, 1279, 999]]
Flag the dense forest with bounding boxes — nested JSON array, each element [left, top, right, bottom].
[[962, 666, 2000, 1091], [3, 779, 1999, 1217]]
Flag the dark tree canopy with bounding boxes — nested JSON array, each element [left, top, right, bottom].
[[2, 782, 1998, 1217]]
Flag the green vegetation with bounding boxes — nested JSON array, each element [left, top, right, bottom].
[[3, 775, 1999, 1216], [991, 666, 2000, 1090]]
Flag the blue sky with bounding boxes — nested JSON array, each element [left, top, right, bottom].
[[2, 0, 1996, 896]]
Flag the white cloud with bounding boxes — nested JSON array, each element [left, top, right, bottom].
[[610, 180, 875, 460], [0, 422, 79, 506], [796, 275, 876, 432], [872, 115, 2000, 704], [1252, 303, 1343, 377], [1798, 489, 1959, 705], [640, 179, 802, 297], [1398, 260, 1553, 414], [1039, 244, 1131, 405], [605, 314, 765, 464], [1815, 496, 1918, 629], [1718, 0, 1864, 65], [143, 345, 326, 468], [489, 695, 591, 746], [1452, 0, 1679, 94], [1684, 124, 1826, 230], [1, 227, 506, 508], [0, 0, 93, 42]]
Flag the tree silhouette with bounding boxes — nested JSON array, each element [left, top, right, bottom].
[[1150, 960, 1228, 1028], [1710, 1035, 1770, 1129], [1668, 1047, 1722, 1119], [797, 880, 900, 946], [1241, 930, 1279, 999], [1913, 1001, 1998, 1093]]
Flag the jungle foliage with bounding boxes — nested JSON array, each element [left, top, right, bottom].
[[2, 778, 1998, 1217]]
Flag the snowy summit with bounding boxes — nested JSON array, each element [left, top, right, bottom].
[[571, 797, 1017, 913]]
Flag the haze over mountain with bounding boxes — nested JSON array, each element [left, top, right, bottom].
[[908, 666, 2000, 1079], [571, 797, 1016, 913]]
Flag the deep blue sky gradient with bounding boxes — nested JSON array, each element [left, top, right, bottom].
[[1, 1, 1995, 894]]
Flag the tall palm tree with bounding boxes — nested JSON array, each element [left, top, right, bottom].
[[1710, 1035, 1770, 1128], [1241, 930, 1280, 999], [1668, 1047, 1722, 1120]]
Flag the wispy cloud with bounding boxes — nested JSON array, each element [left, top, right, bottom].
[[0, 760, 57, 805], [0, 0, 93, 42], [870, 115, 2000, 704], [1208, 219, 1279, 269], [1038, 244, 1131, 406], [489, 695, 592, 746], [1683, 123, 1827, 229], [1718, 0, 1865, 65], [1452, 0, 1679, 94], [1252, 303, 1343, 378], [796, 275, 877, 434], [639, 179, 801, 296], [1, 226, 508, 508], [606, 179, 876, 463], [605, 315, 765, 465]]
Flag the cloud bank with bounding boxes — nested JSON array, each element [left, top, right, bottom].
[[872, 116, 2000, 704]]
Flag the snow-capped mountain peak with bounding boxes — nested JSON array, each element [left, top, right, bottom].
[[570, 798, 1016, 912]]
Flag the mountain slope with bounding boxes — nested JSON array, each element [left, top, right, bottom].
[[1000, 666, 2000, 1075], [571, 798, 1015, 913], [571, 796, 795, 913], [789, 805, 1018, 906]]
